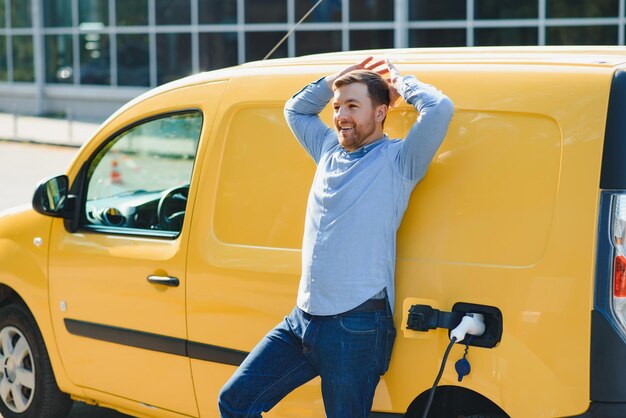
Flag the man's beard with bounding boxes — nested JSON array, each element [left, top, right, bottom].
[[337, 119, 376, 151]]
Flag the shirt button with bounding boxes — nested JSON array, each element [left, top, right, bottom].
[[324, 208, 328, 213], [313, 255, 317, 259], [312, 279, 316, 283]]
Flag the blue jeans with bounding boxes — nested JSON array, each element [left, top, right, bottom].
[[218, 303, 396, 418]]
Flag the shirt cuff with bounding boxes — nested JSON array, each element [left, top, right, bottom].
[[395, 75, 422, 106]]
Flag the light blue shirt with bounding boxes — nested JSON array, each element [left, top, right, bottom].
[[284, 75, 454, 315]]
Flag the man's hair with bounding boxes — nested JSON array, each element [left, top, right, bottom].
[[333, 70, 390, 107]]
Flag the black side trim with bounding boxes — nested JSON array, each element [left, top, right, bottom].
[[64, 318, 248, 366], [368, 413, 404, 417], [65, 318, 187, 356], [590, 310, 626, 401], [600, 70, 626, 189], [565, 401, 626, 418], [188, 341, 248, 366]]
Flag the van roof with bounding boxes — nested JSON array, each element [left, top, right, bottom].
[[170, 46, 626, 90], [243, 46, 626, 68], [110, 46, 626, 122]]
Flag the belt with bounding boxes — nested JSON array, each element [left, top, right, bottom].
[[345, 297, 387, 314]]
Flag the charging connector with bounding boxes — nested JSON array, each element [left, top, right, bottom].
[[422, 313, 487, 418], [450, 313, 486, 343]]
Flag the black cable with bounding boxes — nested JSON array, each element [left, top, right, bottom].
[[421, 336, 457, 418]]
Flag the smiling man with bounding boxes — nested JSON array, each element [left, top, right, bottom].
[[218, 57, 454, 418]]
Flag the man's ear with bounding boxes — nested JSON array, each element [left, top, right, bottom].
[[375, 104, 388, 123]]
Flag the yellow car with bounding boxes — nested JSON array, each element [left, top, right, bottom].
[[1, 47, 626, 418]]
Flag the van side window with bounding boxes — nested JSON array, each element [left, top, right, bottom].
[[82, 111, 202, 236]]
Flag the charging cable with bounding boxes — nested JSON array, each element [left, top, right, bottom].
[[421, 314, 486, 418]]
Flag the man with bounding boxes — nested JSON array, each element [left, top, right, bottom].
[[219, 57, 454, 417]]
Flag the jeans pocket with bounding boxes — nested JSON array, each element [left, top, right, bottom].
[[339, 311, 378, 334], [382, 327, 396, 374]]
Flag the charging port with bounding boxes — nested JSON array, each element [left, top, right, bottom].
[[451, 302, 503, 348], [406, 302, 503, 349]]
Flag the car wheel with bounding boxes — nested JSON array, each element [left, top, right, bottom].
[[0, 303, 73, 418]]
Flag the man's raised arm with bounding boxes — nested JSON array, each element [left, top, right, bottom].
[[283, 78, 336, 164], [388, 61, 455, 182]]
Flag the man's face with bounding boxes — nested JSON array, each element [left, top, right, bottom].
[[332, 82, 385, 152]]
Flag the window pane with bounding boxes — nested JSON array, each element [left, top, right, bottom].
[[245, 0, 287, 23], [409, 0, 466, 20], [296, 31, 342, 55], [474, 27, 538, 46], [475, 0, 537, 19], [157, 33, 191, 85], [0, 1, 4, 28], [44, 0, 72, 27], [0, 36, 6, 81], [199, 0, 237, 24], [46, 34, 74, 83], [350, 30, 393, 49], [350, 0, 393, 21], [85, 112, 202, 233], [13, 35, 34, 82], [548, 0, 618, 18], [79, 0, 108, 26], [116, 0, 148, 25], [409, 29, 466, 47], [546, 25, 618, 45], [199, 32, 238, 70], [156, 0, 191, 25], [117, 34, 149, 86], [80, 33, 110, 84], [246, 31, 287, 61], [11, 0, 32, 28], [296, 0, 341, 22]]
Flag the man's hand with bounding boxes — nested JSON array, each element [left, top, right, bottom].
[[325, 56, 388, 89], [324, 56, 403, 107], [384, 59, 401, 107]]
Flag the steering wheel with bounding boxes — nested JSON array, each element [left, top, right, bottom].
[[157, 185, 189, 231]]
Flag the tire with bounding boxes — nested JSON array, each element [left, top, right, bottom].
[[0, 303, 73, 418]]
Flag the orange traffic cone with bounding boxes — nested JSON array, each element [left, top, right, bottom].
[[111, 159, 122, 184]]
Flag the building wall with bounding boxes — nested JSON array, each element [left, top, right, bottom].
[[0, 0, 625, 120]]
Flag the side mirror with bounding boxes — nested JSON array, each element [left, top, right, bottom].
[[32, 175, 72, 217]]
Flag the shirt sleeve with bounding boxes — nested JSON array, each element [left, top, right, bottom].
[[284, 77, 337, 164], [394, 75, 455, 182]]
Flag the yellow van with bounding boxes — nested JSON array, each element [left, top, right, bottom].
[[1, 46, 625, 418]]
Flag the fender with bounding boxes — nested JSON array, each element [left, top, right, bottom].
[[0, 205, 83, 398]]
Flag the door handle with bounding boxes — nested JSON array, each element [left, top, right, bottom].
[[147, 275, 180, 287]]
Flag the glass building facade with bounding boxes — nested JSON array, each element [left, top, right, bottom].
[[0, 0, 624, 118]]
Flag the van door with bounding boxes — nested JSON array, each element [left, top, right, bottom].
[[47, 82, 226, 416], [186, 75, 327, 417]]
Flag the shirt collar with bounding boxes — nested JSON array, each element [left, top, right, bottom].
[[342, 135, 387, 157]]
